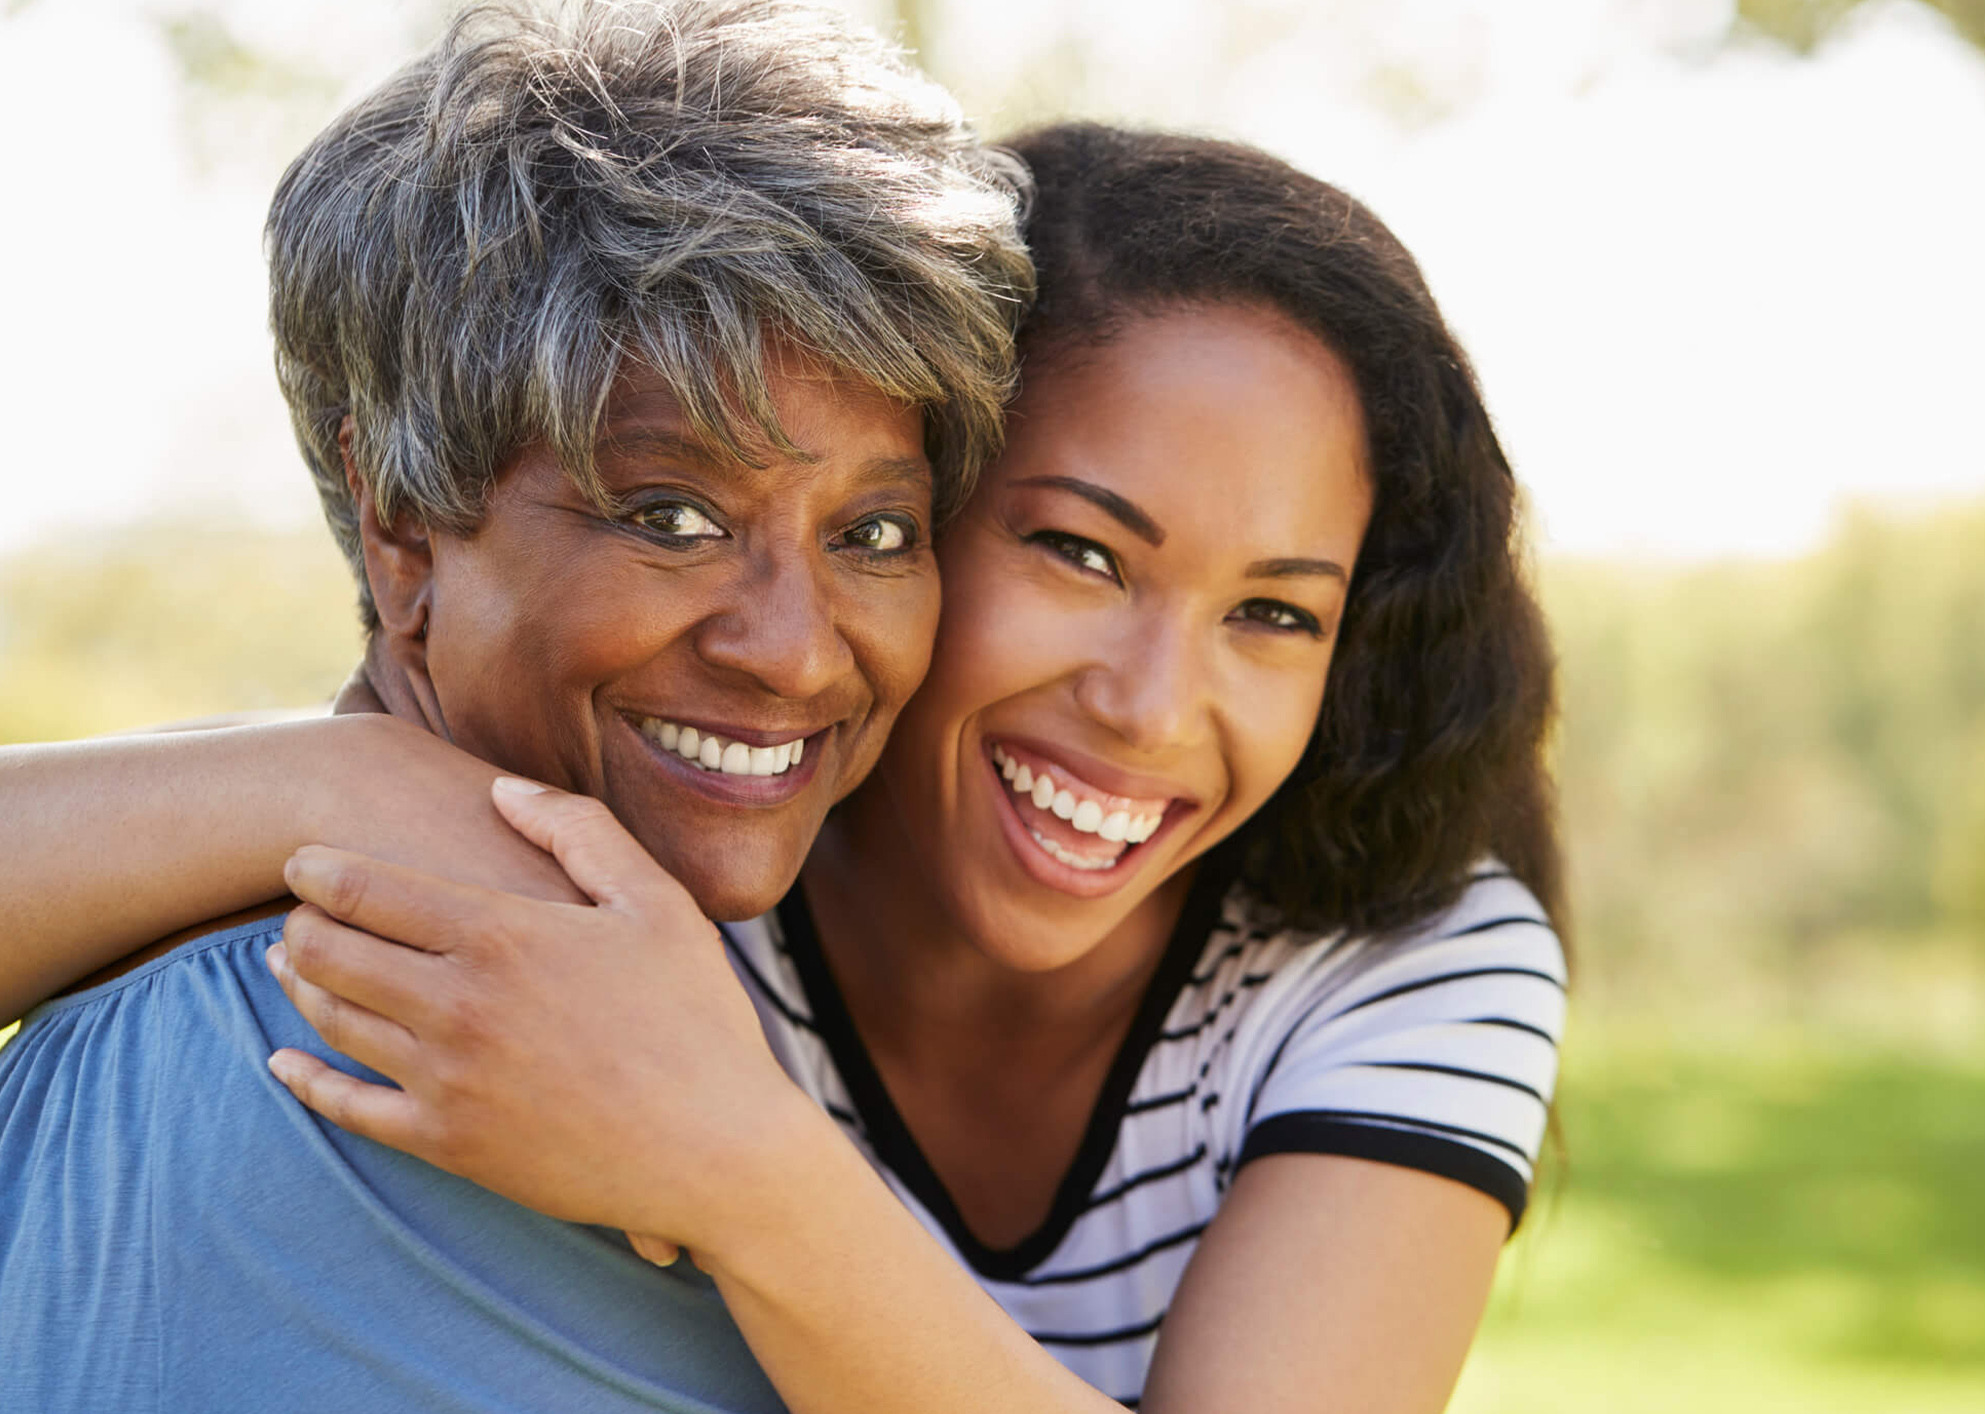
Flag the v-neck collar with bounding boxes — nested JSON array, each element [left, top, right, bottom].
[[774, 868, 1229, 1282]]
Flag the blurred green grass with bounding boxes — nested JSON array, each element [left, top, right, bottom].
[[1453, 1029, 1985, 1413]]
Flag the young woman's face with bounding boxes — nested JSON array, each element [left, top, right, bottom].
[[867, 303, 1374, 969]]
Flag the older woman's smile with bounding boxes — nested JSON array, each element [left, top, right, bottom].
[[375, 356, 942, 920]]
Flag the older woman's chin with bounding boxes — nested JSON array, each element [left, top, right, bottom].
[[606, 796, 824, 922]]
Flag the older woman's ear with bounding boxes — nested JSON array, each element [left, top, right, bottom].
[[341, 416, 436, 666]]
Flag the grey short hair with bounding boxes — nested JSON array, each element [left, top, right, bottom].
[[269, 0, 1034, 628]]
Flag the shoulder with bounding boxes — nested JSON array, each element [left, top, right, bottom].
[[32, 904, 292, 1022], [1200, 867, 1565, 1229], [1210, 866, 1563, 1030], [53, 900, 295, 1004]]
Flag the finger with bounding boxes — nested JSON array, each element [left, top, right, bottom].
[[627, 1231, 682, 1267], [281, 905, 451, 1030], [267, 1048, 427, 1155], [490, 778, 698, 916], [267, 940, 418, 1080], [285, 845, 550, 955]]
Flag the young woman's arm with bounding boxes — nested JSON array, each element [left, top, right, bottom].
[[0, 713, 581, 1022], [260, 785, 1510, 1414]]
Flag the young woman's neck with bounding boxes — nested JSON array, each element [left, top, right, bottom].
[[803, 777, 1194, 1057]]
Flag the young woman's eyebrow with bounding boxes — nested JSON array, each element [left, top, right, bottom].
[[1010, 475, 1165, 545], [1246, 555, 1348, 583]]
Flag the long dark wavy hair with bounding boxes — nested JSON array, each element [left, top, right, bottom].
[[1005, 123, 1565, 942]]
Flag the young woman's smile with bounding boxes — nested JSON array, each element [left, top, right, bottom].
[[841, 302, 1374, 972]]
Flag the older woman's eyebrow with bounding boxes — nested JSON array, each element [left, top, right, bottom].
[[852, 455, 935, 489], [1011, 475, 1164, 546], [600, 427, 719, 465], [1246, 556, 1348, 582]]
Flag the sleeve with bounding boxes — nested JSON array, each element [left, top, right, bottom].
[[1230, 876, 1566, 1230]]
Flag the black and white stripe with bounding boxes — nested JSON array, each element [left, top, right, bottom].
[[721, 867, 1565, 1404]]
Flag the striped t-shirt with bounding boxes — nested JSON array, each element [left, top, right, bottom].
[[721, 866, 1565, 1407]]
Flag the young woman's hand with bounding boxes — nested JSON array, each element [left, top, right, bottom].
[[262, 778, 821, 1262]]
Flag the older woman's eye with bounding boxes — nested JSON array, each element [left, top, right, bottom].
[[1231, 599, 1324, 637], [635, 501, 725, 539], [840, 515, 917, 554]]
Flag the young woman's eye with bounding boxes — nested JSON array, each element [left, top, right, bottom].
[[1232, 599, 1324, 636], [840, 515, 918, 554], [634, 500, 725, 540], [1028, 530, 1118, 581]]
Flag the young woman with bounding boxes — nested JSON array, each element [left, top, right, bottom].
[[1, 125, 1564, 1413]]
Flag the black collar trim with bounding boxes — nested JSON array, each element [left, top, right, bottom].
[[774, 869, 1230, 1283]]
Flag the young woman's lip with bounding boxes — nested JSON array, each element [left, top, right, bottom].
[[986, 733, 1197, 810], [618, 714, 823, 806], [984, 748, 1184, 900]]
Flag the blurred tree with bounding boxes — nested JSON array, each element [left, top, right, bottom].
[[1549, 498, 1985, 1017], [1739, 0, 1985, 51]]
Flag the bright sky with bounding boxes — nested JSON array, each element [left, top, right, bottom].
[[2, 0, 1979, 560]]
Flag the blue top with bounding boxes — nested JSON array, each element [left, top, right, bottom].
[[0, 913, 785, 1414]]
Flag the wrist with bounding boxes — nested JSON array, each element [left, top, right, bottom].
[[689, 1082, 854, 1282], [290, 712, 430, 856]]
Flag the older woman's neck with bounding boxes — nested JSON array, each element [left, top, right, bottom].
[[335, 642, 451, 740]]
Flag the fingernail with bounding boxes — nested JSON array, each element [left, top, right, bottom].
[[265, 943, 288, 979], [267, 1051, 299, 1085], [493, 776, 548, 796]]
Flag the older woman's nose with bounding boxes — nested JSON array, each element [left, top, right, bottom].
[[696, 550, 856, 700]]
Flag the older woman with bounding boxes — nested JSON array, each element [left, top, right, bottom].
[[0, 4, 1030, 1410]]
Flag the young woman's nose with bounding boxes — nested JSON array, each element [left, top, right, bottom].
[[1070, 611, 1212, 754], [695, 549, 855, 700]]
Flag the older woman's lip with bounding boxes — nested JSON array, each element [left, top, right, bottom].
[[619, 714, 824, 806], [632, 714, 828, 749]]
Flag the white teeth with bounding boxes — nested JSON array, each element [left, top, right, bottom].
[[992, 742, 1171, 851], [641, 719, 808, 777], [1029, 828, 1120, 871]]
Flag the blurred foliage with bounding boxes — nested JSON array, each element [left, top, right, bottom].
[[1547, 499, 1985, 1027], [0, 524, 361, 742], [1453, 1031, 1985, 1412], [1741, 0, 1985, 52]]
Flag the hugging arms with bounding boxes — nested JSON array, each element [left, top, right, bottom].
[[0, 7, 1564, 1412]]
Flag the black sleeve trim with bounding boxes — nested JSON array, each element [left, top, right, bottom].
[[1237, 1112, 1530, 1232]]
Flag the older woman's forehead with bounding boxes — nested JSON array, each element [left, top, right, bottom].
[[598, 362, 929, 485]]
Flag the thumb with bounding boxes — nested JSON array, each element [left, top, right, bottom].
[[489, 777, 694, 916]]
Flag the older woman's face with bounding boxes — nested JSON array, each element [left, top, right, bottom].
[[413, 359, 940, 920]]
